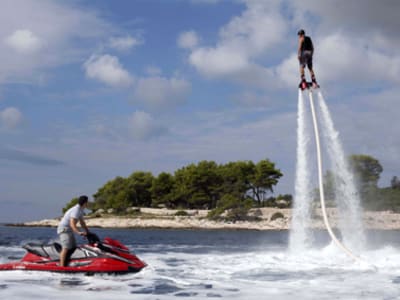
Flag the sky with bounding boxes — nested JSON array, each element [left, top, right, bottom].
[[0, 0, 399, 222]]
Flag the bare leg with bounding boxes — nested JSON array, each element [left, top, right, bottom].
[[300, 65, 305, 81], [60, 248, 68, 267], [309, 68, 319, 87], [309, 68, 316, 81]]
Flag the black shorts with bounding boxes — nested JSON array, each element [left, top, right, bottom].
[[299, 50, 313, 69]]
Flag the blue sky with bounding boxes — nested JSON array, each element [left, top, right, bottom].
[[1, 0, 399, 222]]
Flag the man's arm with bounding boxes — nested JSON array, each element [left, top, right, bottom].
[[69, 218, 85, 235], [310, 38, 314, 55], [298, 36, 304, 58], [79, 218, 89, 234]]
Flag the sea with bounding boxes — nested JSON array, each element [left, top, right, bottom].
[[1, 226, 400, 299]]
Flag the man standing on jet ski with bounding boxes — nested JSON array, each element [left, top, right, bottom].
[[297, 29, 319, 89], [57, 195, 90, 267]]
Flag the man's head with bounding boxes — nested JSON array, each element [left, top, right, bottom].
[[297, 29, 305, 36], [78, 195, 89, 207]]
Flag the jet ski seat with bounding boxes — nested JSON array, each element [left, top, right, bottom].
[[23, 243, 62, 260]]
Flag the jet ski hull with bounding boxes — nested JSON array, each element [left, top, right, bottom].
[[0, 235, 146, 274]]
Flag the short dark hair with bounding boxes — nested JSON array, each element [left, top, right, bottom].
[[78, 195, 89, 206], [297, 29, 305, 36]]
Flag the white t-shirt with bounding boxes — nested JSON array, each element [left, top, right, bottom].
[[57, 204, 85, 234]]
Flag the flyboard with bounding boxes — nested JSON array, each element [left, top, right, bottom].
[[299, 82, 373, 267]]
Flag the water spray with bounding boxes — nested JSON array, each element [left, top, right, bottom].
[[308, 89, 374, 268]]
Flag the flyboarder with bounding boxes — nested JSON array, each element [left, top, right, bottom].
[[297, 29, 319, 90]]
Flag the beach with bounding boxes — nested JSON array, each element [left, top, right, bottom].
[[16, 207, 400, 230]]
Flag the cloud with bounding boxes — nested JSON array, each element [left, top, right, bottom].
[[0, 0, 113, 84], [274, 33, 400, 87], [129, 110, 167, 140], [4, 29, 43, 54], [185, 1, 287, 84], [316, 33, 400, 84], [0, 107, 23, 129], [84, 54, 133, 87], [290, 0, 400, 42], [0, 147, 64, 166], [145, 66, 162, 76], [177, 30, 199, 49], [189, 46, 250, 77], [109, 35, 142, 52], [133, 76, 191, 109], [182, 0, 400, 91], [231, 90, 274, 107]]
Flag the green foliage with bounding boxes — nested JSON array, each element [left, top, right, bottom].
[[270, 211, 285, 221], [362, 186, 400, 211], [349, 154, 383, 190], [91, 172, 153, 213], [250, 160, 283, 205], [172, 160, 222, 209], [66, 158, 284, 213], [151, 172, 175, 208], [391, 176, 400, 189], [127, 171, 154, 207], [175, 210, 189, 216], [207, 194, 253, 222]]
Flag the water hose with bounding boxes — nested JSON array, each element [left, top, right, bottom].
[[308, 90, 366, 264]]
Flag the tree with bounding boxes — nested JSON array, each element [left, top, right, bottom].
[[391, 176, 400, 189], [172, 161, 222, 209], [126, 171, 154, 207], [349, 154, 383, 190], [93, 176, 130, 211], [151, 172, 175, 208], [219, 161, 255, 200], [250, 159, 283, 205], [207, 194, 253, 222]]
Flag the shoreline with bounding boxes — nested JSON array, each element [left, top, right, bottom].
[[7, 207, 400, 231]]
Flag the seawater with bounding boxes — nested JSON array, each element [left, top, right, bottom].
[[1, 226, 400, 299]]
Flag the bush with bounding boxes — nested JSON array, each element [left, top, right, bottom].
[[175, 210, 189, 216], [207, 194, 253, 222], [270, 212, 285, 221]]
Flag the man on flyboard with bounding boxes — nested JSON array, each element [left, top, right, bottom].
[[297, 29, 319, 90]]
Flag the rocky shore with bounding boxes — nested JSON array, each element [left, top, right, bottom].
[[12, 207, 400, 231]]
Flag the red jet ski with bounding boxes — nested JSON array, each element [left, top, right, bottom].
[[0, 233, 146, 274]]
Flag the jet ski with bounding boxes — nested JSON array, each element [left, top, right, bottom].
[[0, 232, 146, 274]]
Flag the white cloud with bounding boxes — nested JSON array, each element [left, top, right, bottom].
[[289, 0, 400, 43], [84, 54, 133, 87], [129, 110, 167, 140], [316, 33, 400, 84], [274, 33, 400, 86], [145, 66, 162, 76], [5, 29, 43, 54], [0, 107, 23, 129], [231, 90, 273, 107], [189, 46, 250, 77], [186, 1, 287, 83], [183, 0, 400, 90], [0, 0, 113, 84], [134, 76, 191, 109], [109, 35, 142, 51], [177, 30, 199, 49]]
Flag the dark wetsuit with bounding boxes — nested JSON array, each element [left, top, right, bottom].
[[299, 36, 314, 69]]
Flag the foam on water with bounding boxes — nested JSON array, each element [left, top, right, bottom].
[[2, 241, 400, 300]]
